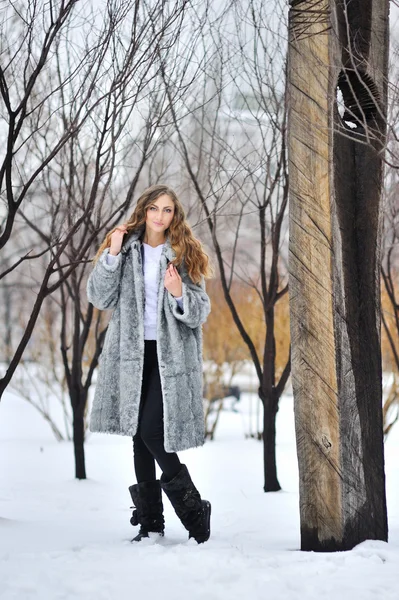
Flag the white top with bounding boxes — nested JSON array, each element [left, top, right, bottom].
[[142, 242, 164, 339], [105, 244, 183, 340]]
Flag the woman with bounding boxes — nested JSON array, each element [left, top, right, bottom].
[[86, 184, 212, 544]]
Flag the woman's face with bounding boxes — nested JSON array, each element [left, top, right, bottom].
[[145, 194, 175, 235]]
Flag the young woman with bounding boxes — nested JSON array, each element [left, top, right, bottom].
[[86, 184, 212, 544]]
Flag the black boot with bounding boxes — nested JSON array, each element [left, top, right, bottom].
[[160, 464, 211, 544], [128, 480, 165, 542]]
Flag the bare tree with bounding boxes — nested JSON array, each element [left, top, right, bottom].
[[288, 0, 389, 551], [54, 89, 177, 478], [381, 166, 399, 437], [0, 0, 192, 478], [0, 0, 189, 398], [381, 16, 399, 437], [160, 0, 291, 491]]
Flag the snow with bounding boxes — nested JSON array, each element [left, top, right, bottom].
[[1, 389, 399, 600]]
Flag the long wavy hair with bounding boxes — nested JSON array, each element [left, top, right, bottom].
[[92, 184, 213, 284]]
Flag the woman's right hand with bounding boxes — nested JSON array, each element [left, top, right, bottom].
[[109, 224, 128, 256]]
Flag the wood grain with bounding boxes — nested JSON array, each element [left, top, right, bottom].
[[288, 0, 388, 551]]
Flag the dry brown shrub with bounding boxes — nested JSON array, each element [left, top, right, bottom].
[[203, 278, 290, 378]]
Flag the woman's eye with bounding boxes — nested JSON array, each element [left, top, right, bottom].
[[149, 206, 157, 211], [165, 208, 172, 213]]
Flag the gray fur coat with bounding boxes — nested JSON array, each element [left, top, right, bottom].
[[86, 228, 211, 452]]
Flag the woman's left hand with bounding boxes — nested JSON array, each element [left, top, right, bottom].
[[164, 263, 183, 297]]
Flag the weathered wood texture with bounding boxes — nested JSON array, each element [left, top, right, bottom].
[[288, 0, 389, 551]]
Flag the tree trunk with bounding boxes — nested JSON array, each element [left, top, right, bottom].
[[261, 393, 281, 492], [73, 408, 86, 480], [288, 0, 389, 551], [70, 382, 87, 480], [261, 305, 282, 492]]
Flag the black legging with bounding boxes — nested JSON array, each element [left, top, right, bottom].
[[133, 340, 181, 483]]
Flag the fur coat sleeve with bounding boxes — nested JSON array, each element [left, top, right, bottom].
[[167, 261, 211, 329], [86, 248, 123, 311]]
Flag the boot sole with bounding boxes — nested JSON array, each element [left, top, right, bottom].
[[131, 531, 164, 543]]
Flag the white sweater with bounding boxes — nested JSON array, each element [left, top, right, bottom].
[[106, 243, 183, 340]]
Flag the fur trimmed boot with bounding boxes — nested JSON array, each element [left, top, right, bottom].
[[128, 480, 165, 542], [160, 464, 211, 544]]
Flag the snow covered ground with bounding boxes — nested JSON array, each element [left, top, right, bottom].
[[1, 389, 399, 600]]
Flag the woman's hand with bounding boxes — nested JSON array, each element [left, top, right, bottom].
[[164, 263, 183, 297], [109, 224, 128, 255]]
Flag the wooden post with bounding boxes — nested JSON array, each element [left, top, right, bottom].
[[287, 0, 389, 551]]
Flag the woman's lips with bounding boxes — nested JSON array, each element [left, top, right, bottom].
[[153, 222, 163, 226]]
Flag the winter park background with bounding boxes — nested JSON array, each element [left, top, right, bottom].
[[2, 1, 399, 599]]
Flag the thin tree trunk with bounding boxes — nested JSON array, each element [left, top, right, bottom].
[[73, 406, 86, 480], [288, 0, 388, 551], [261, 306, 281, 491], [261, 393, 281, 492]]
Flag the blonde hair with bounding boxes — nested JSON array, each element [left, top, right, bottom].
[[93, 184, 213, 284]]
